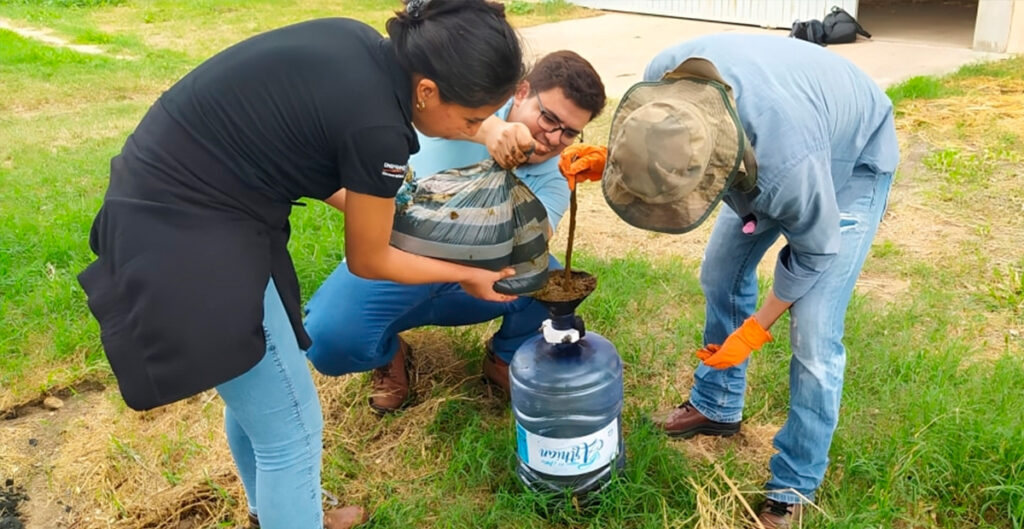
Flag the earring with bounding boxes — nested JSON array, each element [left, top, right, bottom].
[[416, 100, 426, 111]]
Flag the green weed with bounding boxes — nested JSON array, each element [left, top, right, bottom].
[[0, 0, 127, 7], [922, 147, 993, 202], [887, 75, 953, 107], [506, 0, 578, 16], [871, 239, 902, 259], [953, 56, 1024, 80], [985, 264, 1024, 314], [505, 0, 536, 15]]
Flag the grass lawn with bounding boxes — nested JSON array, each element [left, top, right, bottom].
[[1, 1, 1022, 528]]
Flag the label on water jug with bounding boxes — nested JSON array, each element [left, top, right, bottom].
[[516, 418, 619, 476]]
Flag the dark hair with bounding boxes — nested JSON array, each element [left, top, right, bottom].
[[527, 50, 607, 119], [387, 0, 525, 108]]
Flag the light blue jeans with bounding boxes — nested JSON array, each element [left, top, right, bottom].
[[216, 279, 324, 529], [304, 256, 560, 374], [691, 169, 892, 504]]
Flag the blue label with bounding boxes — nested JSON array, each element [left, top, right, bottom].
[[514, 418, 619, 477], [516, 422, 529, 464]]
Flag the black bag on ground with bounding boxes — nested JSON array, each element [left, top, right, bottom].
[[822, 5, 871, 44], [790, 19, 827, 46], [390, 158, 551, 295]]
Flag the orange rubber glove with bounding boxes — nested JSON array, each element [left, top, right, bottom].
[[702, 317, 773, 369], [695, 344, 720, 362], [558, 144, 607, 190]]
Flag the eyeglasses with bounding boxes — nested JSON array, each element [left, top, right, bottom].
[[532, 91, 583, 146]]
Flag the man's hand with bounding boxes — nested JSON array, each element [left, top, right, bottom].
[[695, 344, 720, 362], [702, 317, 773, 369], [485, 120, 544, 169], [459, 267, 518, 303], [559, 144, 606, 190]]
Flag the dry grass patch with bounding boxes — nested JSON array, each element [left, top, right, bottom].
[[0, 387, 245, 529], [0, 329, 502, 529]]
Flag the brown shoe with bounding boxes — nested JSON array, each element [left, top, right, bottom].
[[650, 401, 741, 438], [757, 499, 804, 528], [368, 338, 411, 414], [324, 505, 369, 529], [481, 341, 510, 394]]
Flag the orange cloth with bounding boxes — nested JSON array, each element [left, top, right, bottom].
[[558, 144, 607, 190], [701, 317, 773, 369]]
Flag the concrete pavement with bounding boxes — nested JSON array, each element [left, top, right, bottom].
[[518, 12, 1007, 97]]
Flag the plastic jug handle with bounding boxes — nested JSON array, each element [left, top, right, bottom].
[[573, 315, 586, 338]]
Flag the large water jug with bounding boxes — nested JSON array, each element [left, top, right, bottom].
[[510, 273, 625, 496]]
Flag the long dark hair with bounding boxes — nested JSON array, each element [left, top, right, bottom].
[[387, 0, 524, 107]]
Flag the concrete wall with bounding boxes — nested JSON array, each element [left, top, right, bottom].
[[569, 0, 859, 29], [973, 0, 1019, 52], [1009, 0, 1024, 53]]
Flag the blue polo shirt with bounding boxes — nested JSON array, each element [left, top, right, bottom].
[[409, 99, 571, 231], [645, 34, 899, 302]]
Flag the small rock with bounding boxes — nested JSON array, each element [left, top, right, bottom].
[[27, 439, 37, 447], [42, 397, 63, 410]]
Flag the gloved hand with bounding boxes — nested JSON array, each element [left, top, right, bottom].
[[558, 144, 606, 190], [695, 344, 720, 362], [701, 317, 772, 369]]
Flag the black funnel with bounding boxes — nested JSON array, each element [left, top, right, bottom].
[[532, 270, 597, 328]]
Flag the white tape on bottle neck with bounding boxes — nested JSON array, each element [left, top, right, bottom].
[[541, 319, 580, 344]]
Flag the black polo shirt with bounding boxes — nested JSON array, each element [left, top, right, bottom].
[[79, 18, 419, 410], [161, 17, 418, 201]]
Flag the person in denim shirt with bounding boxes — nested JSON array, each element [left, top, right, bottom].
[[602, 34, 898, 527], [305, 51, 606, 413]]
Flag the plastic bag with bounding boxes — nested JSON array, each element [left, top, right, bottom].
[[390, 158, 551, 295]]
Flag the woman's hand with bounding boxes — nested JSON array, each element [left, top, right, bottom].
[[484, 120, 546, 169], [459, 267, 518, 302]]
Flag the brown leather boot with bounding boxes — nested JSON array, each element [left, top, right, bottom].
[[756, 498, 804, 528], [650, 401, 741, 438], [323, 505, 369, 529], [481, 341, 510, 394], [368, 338, 411, 414]]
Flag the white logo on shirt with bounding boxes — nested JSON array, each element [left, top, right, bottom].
[[382, 162, 409, 179]]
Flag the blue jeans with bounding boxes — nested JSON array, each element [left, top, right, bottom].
[[304, 256, 560, 374], [691, 169, 892, 504], [216, 279, 324, 529]]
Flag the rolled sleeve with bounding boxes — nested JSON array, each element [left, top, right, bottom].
[[766, 151, 840, 302], [338, 125, 413, 198]]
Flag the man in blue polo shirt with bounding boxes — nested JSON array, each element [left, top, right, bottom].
[[305, 51, 606, 413], [602, 35, 898, 527]]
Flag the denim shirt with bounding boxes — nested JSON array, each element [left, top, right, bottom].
[[645, 34, 899, 302], [409, 99, 570, 231]]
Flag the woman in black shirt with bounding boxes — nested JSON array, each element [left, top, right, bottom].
[[78, 1, 527, 527]]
